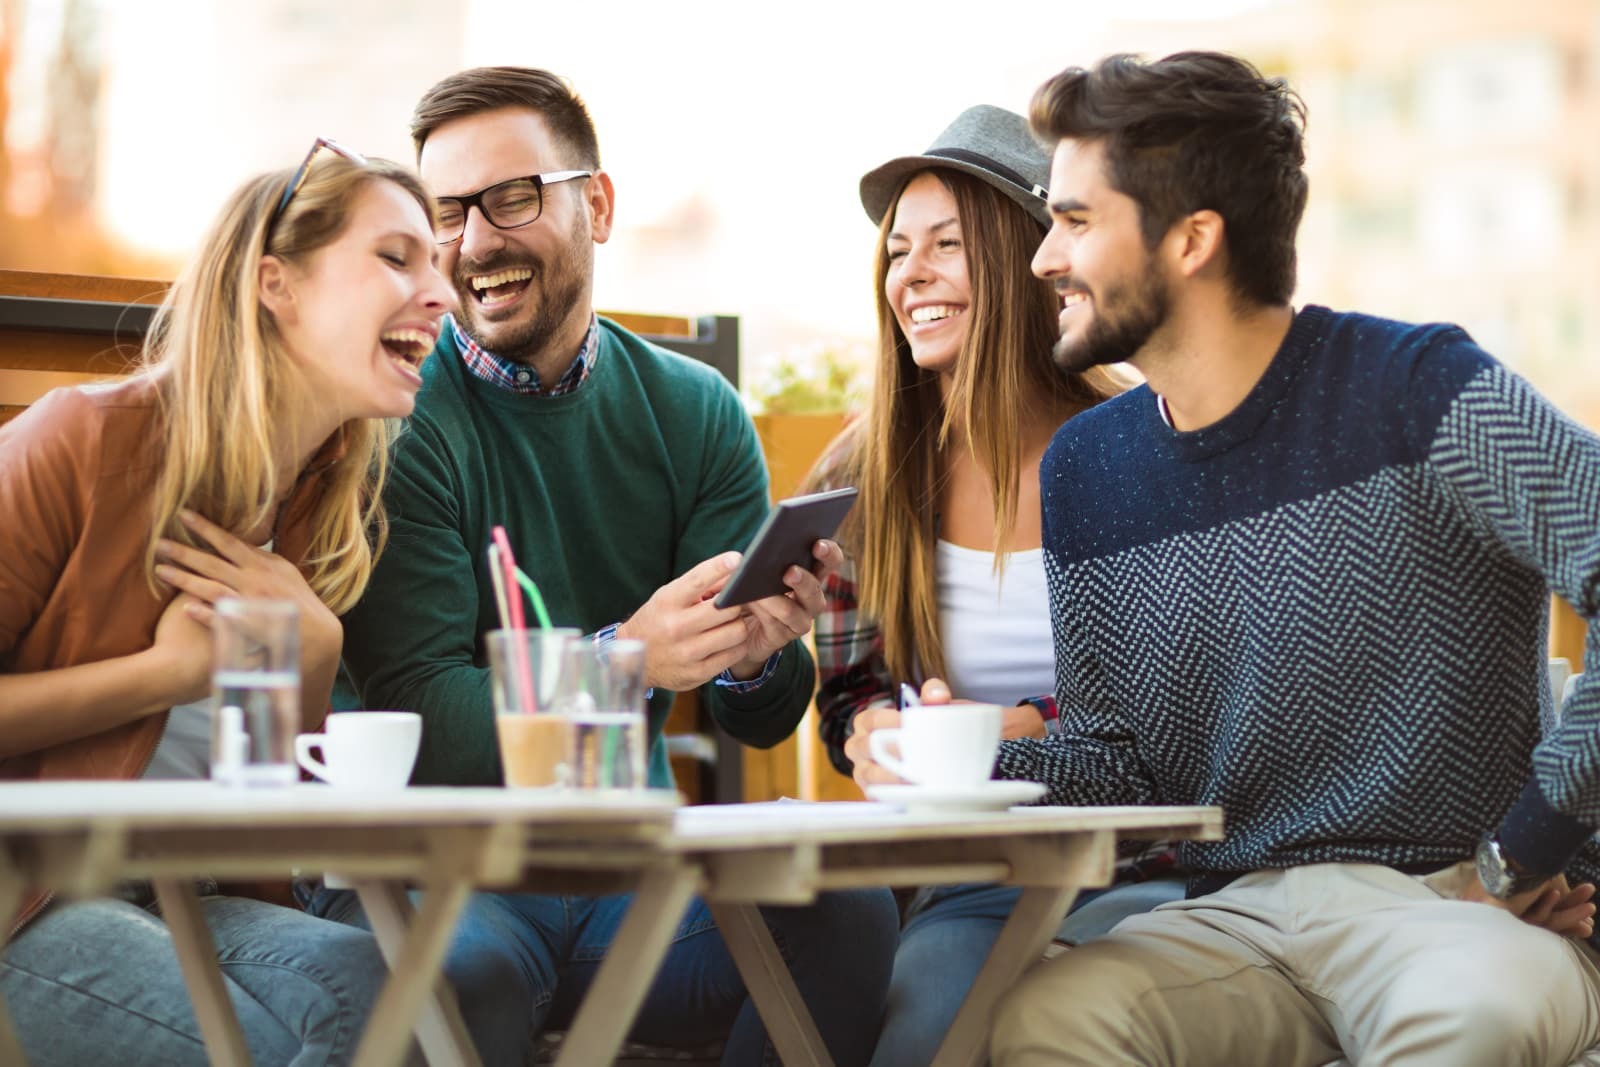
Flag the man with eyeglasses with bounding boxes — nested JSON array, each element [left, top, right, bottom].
[[324, 66, 896, 1066]]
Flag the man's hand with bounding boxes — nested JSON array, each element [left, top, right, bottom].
[[617, 553, 754, 691], [726, 539, 844, 679], [1459, 868, 1598, 940]]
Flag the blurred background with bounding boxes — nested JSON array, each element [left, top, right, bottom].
[[1, 0, 1597, 426]]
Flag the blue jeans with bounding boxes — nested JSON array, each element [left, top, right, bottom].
[[0, 894, 409, 1067], [303, 883, 899, 1067], [870, 878, 1188, 1067]]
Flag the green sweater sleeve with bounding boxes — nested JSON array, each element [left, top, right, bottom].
[[341, 417, 501, 785], [670, 369, 816, 748]]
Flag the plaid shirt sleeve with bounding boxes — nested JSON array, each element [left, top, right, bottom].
[[814, 554, 895, 776], [1018, 694, 1061, 734]]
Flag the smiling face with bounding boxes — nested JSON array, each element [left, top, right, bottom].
[[269, 179, 454, 422], [884, 172, 973, 376], [419, 107, 610, 368], [1033, 138, 1173, 373]]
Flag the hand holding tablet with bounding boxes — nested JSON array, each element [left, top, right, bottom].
[[713, 488, 858, 609]]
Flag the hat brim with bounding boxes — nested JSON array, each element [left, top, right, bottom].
[[859, 154, 1051, 230]]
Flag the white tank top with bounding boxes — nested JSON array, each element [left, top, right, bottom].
[[935, 541, 1054, 705]]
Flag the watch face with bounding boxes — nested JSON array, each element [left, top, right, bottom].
[[1476, 837, 1512, 899]]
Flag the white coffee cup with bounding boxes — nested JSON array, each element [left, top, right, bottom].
[[867, 704, 1002, 788], [295, 711, 421, 789]]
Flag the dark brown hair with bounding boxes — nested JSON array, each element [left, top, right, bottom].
[[411, 66, 601, 169], [1030, 51, 1308, 307]]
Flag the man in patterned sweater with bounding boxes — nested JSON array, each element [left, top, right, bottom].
[[969, 52, 1600, 1065]]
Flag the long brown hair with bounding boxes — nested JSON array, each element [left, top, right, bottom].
[[140, 156, 433, 614], [816, 168, 1117, 683]]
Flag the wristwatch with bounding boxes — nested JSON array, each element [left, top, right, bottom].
[[1475, 833, 1545, 900]]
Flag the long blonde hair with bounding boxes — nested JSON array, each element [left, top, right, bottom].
[[818, 168, 1118, 683], [140, 155, 433, 614]]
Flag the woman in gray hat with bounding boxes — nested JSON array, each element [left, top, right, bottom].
[[805, 104, 1183, 1065]]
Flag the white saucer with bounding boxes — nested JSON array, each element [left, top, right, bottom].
[[865, 780, 1047, 813]]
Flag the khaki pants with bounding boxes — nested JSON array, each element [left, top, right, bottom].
[[991, 862, 1600, 1067]]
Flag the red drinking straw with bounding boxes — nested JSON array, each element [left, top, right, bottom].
[[491, 525, 539, 714]]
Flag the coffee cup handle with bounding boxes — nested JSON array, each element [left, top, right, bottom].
[[866, 728, 914, 783], [294, 733, 332, 783]]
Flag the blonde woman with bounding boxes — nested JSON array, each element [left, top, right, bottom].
[[808, 106, 1178, 1066], [0, 144, 451, 1065]]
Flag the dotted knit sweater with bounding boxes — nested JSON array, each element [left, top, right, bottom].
[[996, 305, 1600, 895]]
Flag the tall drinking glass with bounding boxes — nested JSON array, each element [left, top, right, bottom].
[[486, 627, 580, 787], [210, 598, 300, 787], [559, 638, 649, 791]]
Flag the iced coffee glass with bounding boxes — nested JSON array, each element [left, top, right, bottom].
[[486, 627, 580, 787]]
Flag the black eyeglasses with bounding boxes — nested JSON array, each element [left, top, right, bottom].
[[432, 170, 592, 245], [269, 136, 368, 235]]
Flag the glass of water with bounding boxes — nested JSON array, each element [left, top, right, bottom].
[[557, 638, 648, 791], [210, 598, 300, 787]]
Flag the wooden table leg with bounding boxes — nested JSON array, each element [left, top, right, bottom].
[[554, 863, 698, 1067], [351, 880, 480, 1067], [152, 878, 253, 1067], [0, 853, 31, 1067], [929, 885, 1078, 1067], [707, 901, 834, 1067]]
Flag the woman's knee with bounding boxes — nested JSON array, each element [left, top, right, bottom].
[[765, 887, 901, 966]]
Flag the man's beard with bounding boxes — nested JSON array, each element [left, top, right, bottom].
[[1052, 261, 1171, 373], [453, 213, 590, 365]]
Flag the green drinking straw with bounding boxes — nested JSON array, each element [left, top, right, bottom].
[[512, 567, 554, 631], [513, 564, 623, 784]]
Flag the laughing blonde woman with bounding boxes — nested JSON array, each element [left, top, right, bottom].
[[0, 144, 451, 1065]]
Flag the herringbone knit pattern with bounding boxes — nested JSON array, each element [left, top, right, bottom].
[[996, 305, 1600, 895]]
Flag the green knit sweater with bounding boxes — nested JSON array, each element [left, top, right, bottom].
[[340, 318, 815, 786]]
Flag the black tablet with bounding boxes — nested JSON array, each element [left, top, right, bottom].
[[713, 487, 859, 608]]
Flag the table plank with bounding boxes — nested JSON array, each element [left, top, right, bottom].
[[0, 782, 682, 831], [554, 863, 699, 1067], [930, 885, 1080, 1067], [353, 880, 480, 1067], [152, 879, 253, 1067], [669, 803, 1223, 850], [709, 901, 834, 1067]]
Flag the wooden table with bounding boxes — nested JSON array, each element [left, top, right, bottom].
[[667, 801, 1224, 1067], [0, 781, 681, 1067], [1, 785, 1221, 1067]]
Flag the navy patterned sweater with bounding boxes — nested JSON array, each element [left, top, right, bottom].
[[995, 304, 1600, 892]]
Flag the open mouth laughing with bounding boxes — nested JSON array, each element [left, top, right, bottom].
[[468, 267, 534, 311], [380, 327, 434, 382]]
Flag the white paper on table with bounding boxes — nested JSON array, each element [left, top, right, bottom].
[[679, 798, 893, 817], [673, 798, 911, 837]]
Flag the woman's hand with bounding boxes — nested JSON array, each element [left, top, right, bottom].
[[147, 592, 215, 708], [1002, 704, 1048, 739], [154, 509, 342, 710], [845, 705, 904, 791]]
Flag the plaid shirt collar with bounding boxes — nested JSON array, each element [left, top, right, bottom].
[[451, 313, 600, 396]]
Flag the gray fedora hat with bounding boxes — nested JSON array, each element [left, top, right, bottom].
[[859, 104, 1051, 228]]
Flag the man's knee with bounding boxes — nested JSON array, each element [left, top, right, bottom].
[[1370, 942, 1592, 1065], [991, 947, 1145, 1065]]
